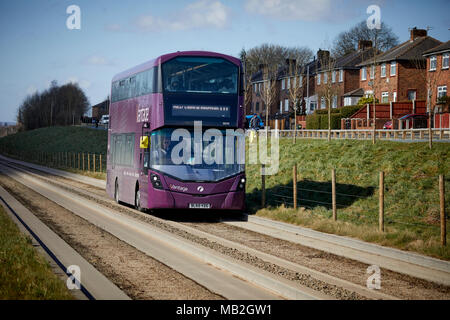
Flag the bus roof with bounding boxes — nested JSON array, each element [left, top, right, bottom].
[[112, 51, 241, 83]]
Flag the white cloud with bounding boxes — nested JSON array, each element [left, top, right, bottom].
[[135, 0, 230, 32], [245, 0, 333, 21], [83, 55, 114, 66]]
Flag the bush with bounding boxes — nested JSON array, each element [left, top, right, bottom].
[[306, 105, 362, 129], [357, 96, 379, 106]]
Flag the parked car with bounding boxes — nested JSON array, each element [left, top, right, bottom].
[[100, 115, 110, 125], [383, 120, 393, 130], [399, 114, 428, 129]]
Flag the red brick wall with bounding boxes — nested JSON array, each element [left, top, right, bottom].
[[427, 54, 450, 105], [397, 61, 427, 101]]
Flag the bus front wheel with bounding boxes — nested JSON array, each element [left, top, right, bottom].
[[135, 187, 144, 212]]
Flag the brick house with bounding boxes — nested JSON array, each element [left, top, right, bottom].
[[423, 41, 450, 129], [315, 41, 377, 109], [423, 41, 450, 110], [357, 28, 441, 104], [91, 99, 110, 120]]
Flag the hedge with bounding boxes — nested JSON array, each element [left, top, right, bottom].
[[306, 105, 362, 129]]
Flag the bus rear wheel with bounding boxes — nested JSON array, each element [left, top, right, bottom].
[[135, 188, 144, 212], [114, 180, 119, 204]]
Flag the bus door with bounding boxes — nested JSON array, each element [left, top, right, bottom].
[[140, 131, 151, 177]]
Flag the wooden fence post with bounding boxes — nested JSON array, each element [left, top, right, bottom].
[[379, 171, 385, 232], [332, 168, 337, 221], [293, 164, 297, 209], [82, 153, 85, 171], [93, 154, 96, 173], [88, 153, 90, 172], [261, 164, 266, 208], [440, 175, 446, 246], [100, 154, 102, 172]]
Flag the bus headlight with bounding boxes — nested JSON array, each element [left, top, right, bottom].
[[237, 177, 246, 191], [150, 173, 163, 190]]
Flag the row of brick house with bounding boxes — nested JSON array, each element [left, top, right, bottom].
[[247, 28, 449, 129]]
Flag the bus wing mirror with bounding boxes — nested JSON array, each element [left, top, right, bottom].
[[140, 136, 149, 149]]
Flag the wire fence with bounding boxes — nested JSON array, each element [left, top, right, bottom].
[[0, 146, 106, 174], [259, 164, 448, 245]]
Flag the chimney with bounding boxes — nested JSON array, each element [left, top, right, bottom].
[[317, 49, 330, 63], [410, 27, 427, 41], [358, 40, 373, 51]]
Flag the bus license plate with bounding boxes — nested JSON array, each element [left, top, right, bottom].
[[189, 203, 211, 209]]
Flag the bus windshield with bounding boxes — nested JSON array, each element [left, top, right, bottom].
[[149, 128, 244, 182], [162, 57, 238, 94]]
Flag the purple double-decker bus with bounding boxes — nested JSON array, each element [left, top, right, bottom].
[[106, 51, 246, 212]]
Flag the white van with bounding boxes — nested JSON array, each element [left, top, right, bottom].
[[100, 115, 110, 125]]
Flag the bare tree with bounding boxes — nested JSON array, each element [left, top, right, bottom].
[[316, 52, 339, 142], [260, 64, 279, 135], [333, 21, 398, 56], [287, 60, 307, 144]]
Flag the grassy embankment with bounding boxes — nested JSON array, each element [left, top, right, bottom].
[[0, 126, 449, 259], [0, 205, 74, 299], [0, 126, 107, 179]]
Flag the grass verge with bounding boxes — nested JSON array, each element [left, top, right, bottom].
[[246, 137, 450, 260], [0, 205, 74, 299]]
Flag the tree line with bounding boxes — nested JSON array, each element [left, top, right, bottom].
[[17, 80, 89, 131]]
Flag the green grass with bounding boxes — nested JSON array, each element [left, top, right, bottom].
[[246, 137, 450, 260], [0, 126, 107, 178], [0, 205, 74, 300], [1, 127, 449, 259]]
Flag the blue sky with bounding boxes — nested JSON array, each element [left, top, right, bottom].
[[0, 0, 449, 122]]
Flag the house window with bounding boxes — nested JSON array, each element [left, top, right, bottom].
[[293, 77, 296, 88], [281, 79, 285, 90], [390, 62, 397, 76], [438, 86, 447, 99], [320, 97, 326, 109], [285, 99, 289, 112], [339, 69, 343, 82], [324, 72, 328, 84], [393, 91, 397, 102], [332, 71, 336, 83], [332, 95, 338, 108], [381, 92, 389, 103], [361, 67, 367, 80], [287, 78, 291, 89], [430, 56, 437, 71], [442, 53, 449, 69], [381, 64, 386, 77], [407, 90, 417, 101], [370, 65, 375, 79], [317, 74, 321, 85], [280, 101, 283, 113], [299, 75, 303, 87]]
